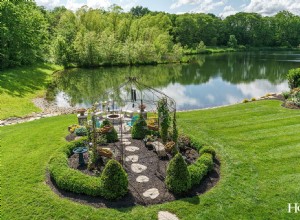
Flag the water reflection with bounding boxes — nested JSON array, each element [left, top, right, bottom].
[[52, 51, 300, 110]]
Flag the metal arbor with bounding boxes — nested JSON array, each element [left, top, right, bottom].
[[92, 77, 177, 165]]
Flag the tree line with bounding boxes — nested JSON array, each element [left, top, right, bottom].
[[1, 1, 300, 69]]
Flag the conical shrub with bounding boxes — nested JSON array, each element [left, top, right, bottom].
[[165, 153, 191, 194], [100, 159, 128, 200], [131, 114, 148, 139]]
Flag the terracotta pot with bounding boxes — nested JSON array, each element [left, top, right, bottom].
[[165, 141, 175, 153]]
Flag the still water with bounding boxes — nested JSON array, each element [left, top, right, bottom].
[[52, 51, 300, 110]]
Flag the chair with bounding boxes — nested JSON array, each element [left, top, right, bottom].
[[127, 115, 139, 127]]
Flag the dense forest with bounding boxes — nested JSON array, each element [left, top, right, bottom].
[[1, 0, 300, 69]]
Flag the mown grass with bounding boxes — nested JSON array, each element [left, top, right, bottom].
[[1, 100, 300, 219], [0, 64, 62, 119]]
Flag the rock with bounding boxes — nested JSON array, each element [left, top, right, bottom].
[[152, 141, 167, 157], [143, 188, 159, 199], [131, 163, 147, 173], [123, 141, 132, 145], [125, 146, 139, 152], [158, 211, 179, 220], [136, 175, 149, 183], [125, 155, 139, 163]]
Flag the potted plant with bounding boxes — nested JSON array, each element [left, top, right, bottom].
[[138, 104, 146, 112]]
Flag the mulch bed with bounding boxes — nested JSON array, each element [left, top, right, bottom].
[[47, 135, 220, 208]]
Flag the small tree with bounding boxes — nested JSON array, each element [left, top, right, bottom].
[[101, 159, 128, 200], [196, 41, 206, 52], [287, 68, 300, 90], [158, 98, 170, 144], [228, 35, 238, 48], [131, 114, 148, 139], [165, 153, 191, 194]]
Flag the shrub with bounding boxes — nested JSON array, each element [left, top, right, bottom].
[[100, 119, 118, 143], [188, 163, 208, 186], [48, 138, 102, 197], [282, 91, 290, 99], [158, 98, 171, 144], [251, 98, 256, 101], [197, 153, 214, 171], [291, 89, 300, 106], [75, 126, 88, 136], [97, 134, 107, 145], [287, 68, 300, 89], [199, 146, 216, 158], [242, 99, 249, 103], [165, 153, 191, 194], [100, 159, 128, 200], [131, 114, 148, 139]]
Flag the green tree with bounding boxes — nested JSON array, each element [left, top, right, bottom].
[[228, 35, 238, 48]]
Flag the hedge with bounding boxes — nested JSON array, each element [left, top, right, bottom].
[[188, 147, 215, 187], [48, 138, 128, 199]]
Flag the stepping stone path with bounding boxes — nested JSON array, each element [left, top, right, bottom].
[[125, 146, 139, 152], [131, 163, 147, 173], [123, 141, 132, 145], [136, 175, 149, 183], [158, 211, 179, 220], [142, 188, 159, 199], [125, 155, 139, 163]]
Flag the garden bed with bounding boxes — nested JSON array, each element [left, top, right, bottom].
[[48, 135, 220, 207]]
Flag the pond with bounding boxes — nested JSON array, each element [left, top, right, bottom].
[[51, 51, 300, 110]]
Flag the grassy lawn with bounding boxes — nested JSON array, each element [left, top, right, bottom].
[[1, 100, 300, 219], [0, 64, 63, 120]]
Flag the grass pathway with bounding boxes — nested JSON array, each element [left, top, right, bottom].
[[1, 100, 300, 219]]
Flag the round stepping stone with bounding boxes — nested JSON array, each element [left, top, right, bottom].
[[136, 175, 149, 183], [125, 146, 139, 152], [125, 155, 139, 163], [143, 188, 159, 199], [131, 163, 147, 173], [121, 138, 129, 142], [123, 141, 132, 145], [158, 211, 179, 220]]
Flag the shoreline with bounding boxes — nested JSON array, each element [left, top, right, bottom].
[[0, 93, 283, 127]]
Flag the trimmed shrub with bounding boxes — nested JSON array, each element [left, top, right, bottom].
[[197, 153, 214, 171], [188, 163, 209, 186], [199, 146, 216, 158], [165, 153, 191, 194], [48, 138, 102, 196], [131, 114, 148, 139], [282, 91, 290, 99], [100, 119, 118, 143], [100, 160, 128, 200], [287, 68, 300, 89], [75, 126, 88, 136]]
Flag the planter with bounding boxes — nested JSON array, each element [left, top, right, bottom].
[[98, 125, 113, 134], [77, 108, 86, 116], [147, 124, 158, 131], [165, 141, 175, 153], [97, 147, 113, 158]]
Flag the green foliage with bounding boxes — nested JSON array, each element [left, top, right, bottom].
[[100, 119, 118, 143], [287, 68, 300, 89], [96, 134, 107, 145], [75, 126, 87, 136], [100, 119, 111, 127], [172, 111, 178, 144], [188, 163, 209, 186], [282, 91, 290, 99], [48, 138, 102, 196], [199, 146, 216, 158], [196, 41, 206, 51], [165, 153, 191, 194], [131, 114, 148, 139], [291, 88, 300, 106], [197, 153, 214, 171], [100, 159, 128, 200], [188, 151, 214, 186], [228, 35, 238, 48], [158, 98, 171, 144]]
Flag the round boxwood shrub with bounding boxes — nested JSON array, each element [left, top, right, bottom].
[[197, 153, 214, 171], [75, 126, 88, 136], [287, 68, 300, 89], [188, 163, 209, 186], [131, 114, 148, 139], [199, 146, 216, 158], [100, 159, 128, 200], [100, 119, 118, 143], [165, 153, 191, 194]]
